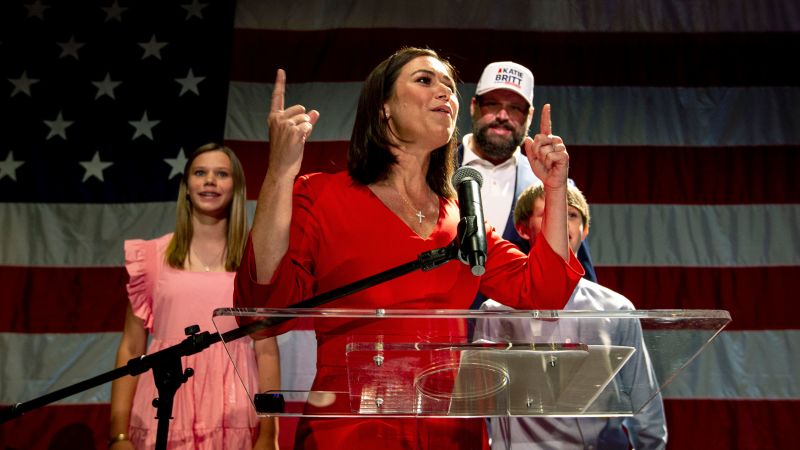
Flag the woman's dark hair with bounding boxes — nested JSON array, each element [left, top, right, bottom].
[[348, 47, 458, 198]]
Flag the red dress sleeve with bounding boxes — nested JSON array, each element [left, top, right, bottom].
[[233, 174, 320, 310], [479, 224, 585, 310]]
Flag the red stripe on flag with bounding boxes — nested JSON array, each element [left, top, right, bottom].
[[230, 29, 800, 86], [0, 404, 110, 450], [229, 141, 800, 204], [0, 403, 301, 450], [569, 145, 800, 204], [596, 266, 800, 330], [227, 140, 349, 201], [0, 265, 319, 333], [0, 266, 128, 333], [664, 398, 800, 450], [3, 265, 797, 332], [3, 399, 798, 450]]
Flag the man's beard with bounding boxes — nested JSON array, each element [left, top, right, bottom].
[[473, 121, 526, 161]]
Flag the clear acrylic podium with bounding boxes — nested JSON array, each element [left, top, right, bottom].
[[212, 308, 730, 419]]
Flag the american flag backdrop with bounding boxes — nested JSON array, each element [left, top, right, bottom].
[[1, 1, 799, 449]]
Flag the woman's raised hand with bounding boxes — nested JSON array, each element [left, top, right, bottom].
[[267, 69, 320, 180]]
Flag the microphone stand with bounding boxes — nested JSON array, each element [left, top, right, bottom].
[[0, 239, 463, 450]]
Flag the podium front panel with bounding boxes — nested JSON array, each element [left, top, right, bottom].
[[212, 308, 730, 418]]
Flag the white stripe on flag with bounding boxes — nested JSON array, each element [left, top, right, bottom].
[[662, 330, 800, 399], [0, 332, 118, 405], [591, 204, 800, 267], [3, 202, 797, 268], [225, 82, 800, 146], [4, 329, 798, 405]]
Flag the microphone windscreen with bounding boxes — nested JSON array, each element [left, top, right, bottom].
[[451, 166, 483, 188]]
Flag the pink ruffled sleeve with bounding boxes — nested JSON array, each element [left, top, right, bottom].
[[124, 238, 157, 331]]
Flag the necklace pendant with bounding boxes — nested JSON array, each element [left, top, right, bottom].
[[204, 265, 210, 272], [416, 210, 425, 224]]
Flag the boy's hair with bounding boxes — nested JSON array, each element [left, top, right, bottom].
[[514, 182, 591, 230]]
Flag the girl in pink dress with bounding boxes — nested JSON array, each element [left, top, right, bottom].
[[109, 143, 280, 450]]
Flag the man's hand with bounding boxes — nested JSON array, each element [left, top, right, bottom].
[[523, 104, 569, 190]]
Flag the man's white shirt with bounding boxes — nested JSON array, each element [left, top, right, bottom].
[[461, 133, 520, 236]]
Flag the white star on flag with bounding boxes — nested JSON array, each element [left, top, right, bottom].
[[129, 111, 160, 140], [44, 111, 75, 140], [182, 0, 208, 20], [139, 35, 168, 60], [175, 68, 205, 96], [79, 151, 113, 182], [92, 73, 122, 100], [25, 0, 49, 19], [164, 148, 188, 179], [58, 35, 85, 60], [102, 0, 128, 22], [0, 152, 25, 181], [9, 71, 39, 97]]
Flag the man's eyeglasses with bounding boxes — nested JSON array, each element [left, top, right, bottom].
[[477, 98, 529, 120]]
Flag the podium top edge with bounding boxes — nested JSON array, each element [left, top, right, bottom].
[[212, 307, 732, 321]]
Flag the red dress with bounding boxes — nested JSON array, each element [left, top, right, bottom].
[[234, 171, 583, 450]]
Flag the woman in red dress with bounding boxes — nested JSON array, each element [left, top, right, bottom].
[[234, 47, 584, 450]]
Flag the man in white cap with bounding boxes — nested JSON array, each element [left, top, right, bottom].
[[458, 62, 597, 311]]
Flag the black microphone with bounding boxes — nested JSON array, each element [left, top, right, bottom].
[[451, 166, 487, 276]]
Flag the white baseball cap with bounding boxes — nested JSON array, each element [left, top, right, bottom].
[[475, 61, 534, 106]]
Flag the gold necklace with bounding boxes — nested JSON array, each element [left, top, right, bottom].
[[190, 246, 224, 272], [387, 184, 432, 225]]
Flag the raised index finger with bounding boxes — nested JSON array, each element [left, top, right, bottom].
[[539, 103, 552, 135], [270, 69, 286, 112]]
